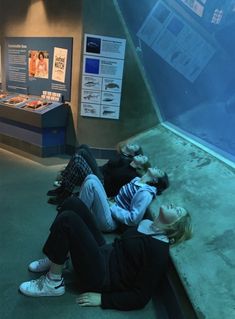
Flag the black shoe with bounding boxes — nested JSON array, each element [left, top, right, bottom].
[[47, 186, 63, 197], [48, 190, 72, 206], [48, 196, 60, 205]]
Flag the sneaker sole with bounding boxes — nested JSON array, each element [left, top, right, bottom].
[[28, 266, 51, 273], [19, 286, 65, 297]]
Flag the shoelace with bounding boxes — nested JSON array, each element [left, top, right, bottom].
[[34, 275, 63, 290], [35, 275, 47, 291], [38, 258, 50, 267]]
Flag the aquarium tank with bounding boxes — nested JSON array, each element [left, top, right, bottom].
[[116, 0, 235, 164]]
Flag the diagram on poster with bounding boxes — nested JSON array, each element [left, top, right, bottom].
[[82, 75, 102, 90], [102, 78, 122, 92], [84, 34, 126, 59], [101, 105, 120, 119], [81, 34, 126, 120], [80, 102, 100, 117], [81, 89, 101, 104], [52, 47, 68, 83]]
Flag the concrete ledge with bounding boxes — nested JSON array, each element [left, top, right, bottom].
[[129, 124, 235, 319]]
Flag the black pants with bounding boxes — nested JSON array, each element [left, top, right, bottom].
[[43, 198, 109, 291]]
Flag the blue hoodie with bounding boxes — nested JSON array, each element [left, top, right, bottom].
[[110, 177, 157, 226]]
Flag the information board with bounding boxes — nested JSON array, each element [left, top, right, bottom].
[[81, 34, 126, 119], [5, 37, 73, 101]]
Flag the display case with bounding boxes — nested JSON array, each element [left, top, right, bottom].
[[0, 92, 69, 157]]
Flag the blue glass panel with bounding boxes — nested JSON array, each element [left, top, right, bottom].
[[117, 0, 235, 162]]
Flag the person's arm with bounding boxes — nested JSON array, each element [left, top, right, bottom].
[[76, 267, 153, 310], [101, 263, 155, 310], [111, 191, 153, 226]]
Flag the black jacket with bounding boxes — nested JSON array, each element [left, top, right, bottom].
[[101, 227, 169, 310]]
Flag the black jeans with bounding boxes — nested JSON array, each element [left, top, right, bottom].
[[43, 198, 109, 291]]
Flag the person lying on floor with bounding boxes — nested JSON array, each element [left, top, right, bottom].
[[53, 142, 142, 189], [49, 153, 153, 206], [102, 153, 151, 197], [60, 167, 169, 233], [19, 198, 193, 311], [53, 144, 103, 188], [48, 142, 145, 205], [100, 141, 144, 172], [47, 144, 103, 205]]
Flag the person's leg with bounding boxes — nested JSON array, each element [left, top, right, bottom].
[[61, 155, 92, 192], [19, 211, 107, 297], [44, 211, 107, 290], [47, 155, 92, 205], [76, 146, 104, 183], [79, 174, 118, 232], [56, 196, 105, 245]]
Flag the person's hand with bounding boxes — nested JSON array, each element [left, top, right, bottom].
[[76, 292, 101, 307]]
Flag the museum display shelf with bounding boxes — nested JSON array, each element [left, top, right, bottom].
[[0, 92, 69, 157]]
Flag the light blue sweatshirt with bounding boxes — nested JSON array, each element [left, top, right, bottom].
[[110, 177, 157, 226]]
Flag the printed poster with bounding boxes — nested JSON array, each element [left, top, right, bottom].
[[28, 50, 49, 79], [137, 0, 215, 82], [52, 47, 68, 83], [5, 37, 73, 100], [81, 34, 126, 120]]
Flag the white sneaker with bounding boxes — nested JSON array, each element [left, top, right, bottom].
[[19, 275, 65, 297], [28, 257, 70, 273], [28, 258, 51, 273]]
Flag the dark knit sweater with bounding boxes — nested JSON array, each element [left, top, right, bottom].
[[101, 156, 139, 197], [101, 227, 169, 310]]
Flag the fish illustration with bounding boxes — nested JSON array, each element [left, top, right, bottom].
[[105, 83, 119, 90], [84, 107, 96, 114], [84, 81, 99, 87], [87, 42, 99, 48], [84, 94, 99, 100], [102, 98, 114, 102], [103, 110, 115, 115]]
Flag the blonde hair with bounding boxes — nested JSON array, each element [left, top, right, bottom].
[[159, 212, 193, 246]]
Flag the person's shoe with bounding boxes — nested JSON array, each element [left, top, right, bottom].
[[48, 190, 72, 206], [28, 257, 52, 273], [48, 196, 61, 205], [19, 275, 65, 297], [47, 186, 63, 197], [54, 180, 62, 187]]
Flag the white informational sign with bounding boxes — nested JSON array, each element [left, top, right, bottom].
[[81, 34, 126, 119], [180, 0, 205, 17], [137, 0, 215, 82], [52, 47, 68, 83]]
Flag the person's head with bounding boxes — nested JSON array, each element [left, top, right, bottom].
[[38, 51, 45, 60], [144, 167, 169, 194], [117, 141, 143, 158], [31, 51, 37, 60], [130, 155, 151, 170], [153, 204, 193, 245]]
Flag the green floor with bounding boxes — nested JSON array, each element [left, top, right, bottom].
[[1, 123, 235, 319], [0, 147, 165, 319]]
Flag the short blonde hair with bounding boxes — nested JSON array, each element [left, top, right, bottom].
[[159, 212, 193, 246]]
